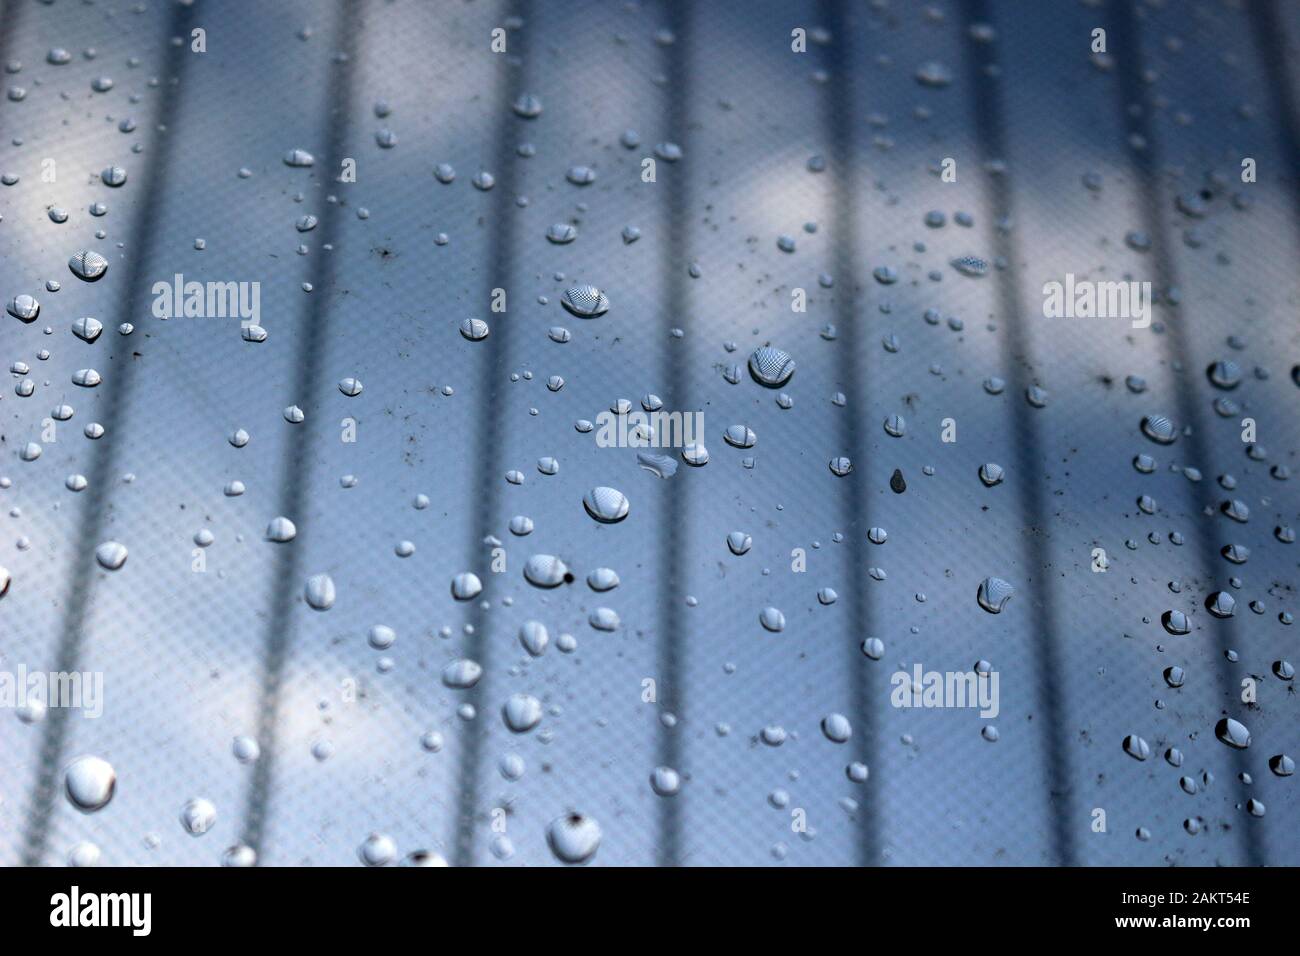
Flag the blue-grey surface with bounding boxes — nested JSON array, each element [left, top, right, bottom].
[[0, 0, 1297, 867]]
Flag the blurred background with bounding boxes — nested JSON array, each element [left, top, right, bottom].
[[0, 0, 1297, 866]]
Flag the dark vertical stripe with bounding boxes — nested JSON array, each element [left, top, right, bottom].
[[654, 0, 691, 868], [449, 0, 530, 869], [0, 0, 23, 76], [1107, 0, 1265, 866], [819, 0, 881, 868], [239, 0, 366, 859], [20, 0, 198, 866], [961, 0, 1078, 866]]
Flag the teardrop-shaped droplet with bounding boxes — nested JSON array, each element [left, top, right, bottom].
[[1215, 717, 1251, 750], [519, 620, 550, 656], [1122, 734, 1151, 761], [72, 316, 103, 342], [95, 540, 128, 570]]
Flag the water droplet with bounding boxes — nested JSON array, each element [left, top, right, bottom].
[[976, 576, 1014, 613], [512, 93, 543, 118], [587, 567, 620, 591], [451, 572, 483, 600], [523, 554, 569, 588], [748, 346, 795, 387], [649, 766, 681, 796], [726, 531, 752, 555], [519, 620, 550, 656], [759, 607, 786, 632], [72, 316, 103, 342], [1205, 591, 1236, 618], [589, 607, 620, 631], [681, 443, 710, 466], [724, 425, 757, 449], [915, 61, 953, 87], [1141, 414, 1178, 444], [265, 516, 297, 543], [950, 254, 989, 277], [583, 486, 629, 523], [1215, 717, 1251, 749], [637, 452, 678, 478], [459, 317, 490, 341], [7, 293, 39, 322], [561, 284, 609, 318], [546, 222, 577, 244], [358, 832, 397, 866], [821, 713, 852, 742], [68, 250, 108, 282], [304, 573, 336, 610], [1123, 734, 1151, 761], [180, 797, 217, 836], [503, 693, 543, 732], [95, 541, 128, 570], [547, 812, 601, 864], [442, 658, 482, 689], [65, 756, 116, 812]]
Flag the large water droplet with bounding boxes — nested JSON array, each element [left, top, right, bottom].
[[547, 812, 601, 864], [95, 541, 128, 570], [560, 284, 609, 318], [524, 554, 569, 588], [68, 250, 108, 282], [65, 756, 116, 812], [1215, 717, 1251, 749], [451, 572, 482, 600], [304, 573, 336, 610], [976, 577, 1014, 613], [748, 346, 795, 387], [503, 693, 543, 732], [583, 486, 629, 523]]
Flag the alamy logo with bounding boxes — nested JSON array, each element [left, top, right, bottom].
[[1042, 273, 1151, 328], [594, 409, 703, 449], [152, 273, 260, 326], [890, 664, 1000, 718], [0, 667, 102, 718], [50, 886, 151, 936]]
